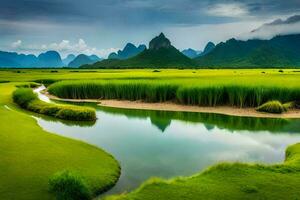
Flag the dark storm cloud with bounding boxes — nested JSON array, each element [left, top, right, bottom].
[[0, 0, 300, 24], [1, 0, 299, 26], [0, 0, 89, 23]]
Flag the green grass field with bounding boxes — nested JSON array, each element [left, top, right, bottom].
[[1, 69, 300, 200], [1, 69, 300, 85], [0, 83, 120, 200]]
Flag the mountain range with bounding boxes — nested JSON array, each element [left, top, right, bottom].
[[0, 51, 102, 68], [62, 54, 76, 65], [68, 54, 101, 67], [181, 49, 201, 59], [0, 51, 64, 68], [108, 43, 146, 60], [195, 34, 300, 67], [83, 33, 300, 69], [1, 32, 300, 68], [83, 33, 196, 68], [181, 42, 215, 58]]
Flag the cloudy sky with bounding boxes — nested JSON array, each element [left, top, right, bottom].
[[1, 0, 300, 57]]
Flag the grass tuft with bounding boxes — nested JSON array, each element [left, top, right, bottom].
[[256, 101, 286, 114], [49, 170, 91, 200], [283, 102, 296, 110]]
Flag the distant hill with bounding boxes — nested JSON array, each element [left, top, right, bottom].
[[89, 55, 102, 62], [68, 54, 97, 68], [181, 48, 201, 59], [195, 34, 300, 68], [37, 51, 64, 67], [181, 42, 214, 59], [0, 50, 64, 68], [108, 43, 146, 59], [0, 51, 38, 67], [62, 54, 76, 65], [198, 42, 215, 57], [0, 50, 102, 68], [84, 33, 196, 68]]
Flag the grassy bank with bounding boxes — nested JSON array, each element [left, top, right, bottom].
[[13, 88, 96, 121], [0, 83, 120, 199], [48, 80, 300, 107], [104, 143, 300, 200]]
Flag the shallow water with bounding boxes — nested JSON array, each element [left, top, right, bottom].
[[34, 87, 300, 195]]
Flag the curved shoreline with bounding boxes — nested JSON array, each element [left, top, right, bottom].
[[43, 91, 300, 119]]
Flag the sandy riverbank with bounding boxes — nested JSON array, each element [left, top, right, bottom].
[[42, 91, 300, 119], [99, 100, 300, 119]]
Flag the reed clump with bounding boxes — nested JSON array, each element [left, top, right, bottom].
[[256, 101, 286, 114], [48, 80, 300, 108], [13, 88, 96, 121]]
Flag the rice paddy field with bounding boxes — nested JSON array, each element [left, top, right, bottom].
[[1, 68, 300, 200], [2, 69, 300, 106], [35, 68, 300, 108], [0, 69, 299, 84]]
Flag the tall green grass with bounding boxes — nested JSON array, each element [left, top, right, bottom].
[[177, 86, 300, 107], [13, 88, 96, 121], [48, 80, 300, 108], [48, 81, 179, 102]]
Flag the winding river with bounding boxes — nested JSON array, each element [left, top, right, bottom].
[[34, 87, 300, 196]]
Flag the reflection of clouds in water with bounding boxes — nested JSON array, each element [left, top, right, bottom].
[[33, 85, 51, 103], [167, 120, 300, 163], [211, 151, 251, 162]]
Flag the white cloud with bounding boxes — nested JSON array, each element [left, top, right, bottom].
[[11, 40, 22, 48], [206, 3, 249, 17], [9, 39, 120, 58]]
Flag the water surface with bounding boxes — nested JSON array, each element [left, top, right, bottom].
[[33, 87, 300, 195]]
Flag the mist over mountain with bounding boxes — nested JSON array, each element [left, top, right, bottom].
[[108, 43, 146, 60], [241, 15, 300, 40]]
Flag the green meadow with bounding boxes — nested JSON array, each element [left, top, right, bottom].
[[0, 83, 120, 199], [1, 68, 300, 200]]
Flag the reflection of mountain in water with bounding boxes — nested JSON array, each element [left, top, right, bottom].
[[150, 117, 171, 132], [98, 106, 300, 134], [204, 124, 215, 131]]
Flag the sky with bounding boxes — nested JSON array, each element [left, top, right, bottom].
[[1, 0, 300, 58]]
